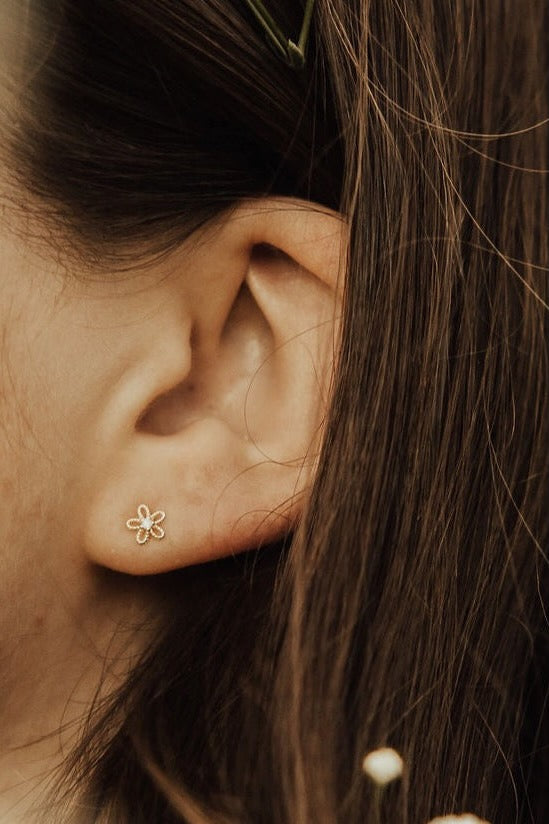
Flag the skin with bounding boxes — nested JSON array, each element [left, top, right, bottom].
[[0, 195, 346, 821], [0, 210, 161, 821]]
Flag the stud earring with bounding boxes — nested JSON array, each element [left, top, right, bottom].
[[126, 504, 166, 545]]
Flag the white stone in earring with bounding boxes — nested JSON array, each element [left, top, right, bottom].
[[126, 504, 166, 545]]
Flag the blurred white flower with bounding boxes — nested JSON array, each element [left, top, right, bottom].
[[426, 816, 490, 824], [361, 747, 403, 785], [360, 749, 490, 824]]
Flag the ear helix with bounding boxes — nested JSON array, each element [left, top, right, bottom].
[[126, 503, 166, 545]]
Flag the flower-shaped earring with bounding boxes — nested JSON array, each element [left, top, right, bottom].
[[126, 504, 166, 545]]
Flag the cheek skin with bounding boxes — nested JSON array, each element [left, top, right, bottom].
[[0, 224, 157, 574], [0, 224, 160, 794], [0, 244, 83, 673], [0, 221, 136, 605], [0, 248, 76, 568], [0, 260, 84, 750]]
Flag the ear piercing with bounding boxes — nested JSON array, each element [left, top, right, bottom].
[[126, 504, 166, 545]]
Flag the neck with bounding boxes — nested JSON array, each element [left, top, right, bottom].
[[0, 565, 156, 823]]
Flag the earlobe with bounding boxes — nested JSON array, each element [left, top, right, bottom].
[[79, 198, 347, 575]]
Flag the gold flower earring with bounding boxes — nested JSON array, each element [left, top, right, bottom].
[[126, 504, 166, 545]]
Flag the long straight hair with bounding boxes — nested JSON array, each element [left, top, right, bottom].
[[1, 1, 548, 822]]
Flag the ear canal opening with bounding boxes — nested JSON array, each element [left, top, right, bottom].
[[135, 279, 275, 439], [251, 241, 294, 264], [135, 376, 201, 437]]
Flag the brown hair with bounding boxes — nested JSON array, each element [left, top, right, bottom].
[[1, 1, 548, 821]]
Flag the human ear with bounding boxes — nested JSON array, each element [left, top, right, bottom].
[[81, 198, 347, 575]]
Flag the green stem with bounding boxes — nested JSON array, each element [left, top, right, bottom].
[[243, 0, 316, 68], [242, 0, 289, 60], [297, 0, 316, 56]]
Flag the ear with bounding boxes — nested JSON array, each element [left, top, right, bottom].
[[81, 197, 347, 574]]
